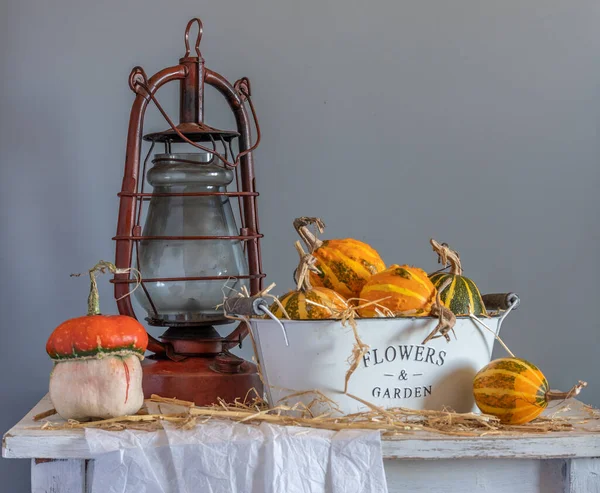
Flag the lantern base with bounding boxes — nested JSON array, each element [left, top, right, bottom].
[[141, 354, 263, 405]]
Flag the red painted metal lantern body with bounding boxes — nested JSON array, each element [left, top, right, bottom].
[[113, 18, 264, 405]]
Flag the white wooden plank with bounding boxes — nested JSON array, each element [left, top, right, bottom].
[[3, 395, 89, 459], [4, 394, 600, 461], [384, 459, 567, 493], [31, 459, 85, 493], [567, 458, 600, 493], [380, 435, 600, 460]]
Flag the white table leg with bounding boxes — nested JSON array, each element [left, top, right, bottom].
[[31, 459, 86, 493], [567, 458, 600, 493]]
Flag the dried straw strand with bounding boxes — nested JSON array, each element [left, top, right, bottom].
[[33, 409, 57, 421]]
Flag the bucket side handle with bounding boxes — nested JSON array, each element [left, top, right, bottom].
[[481, 292, 520, 335], [224, 296, 270, 317], [482, 293, 520, 311], [223, 296, 290, 347]]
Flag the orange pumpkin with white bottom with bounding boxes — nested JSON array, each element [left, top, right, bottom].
[[46, 262, 148, 420]]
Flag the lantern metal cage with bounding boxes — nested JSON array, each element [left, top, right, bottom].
[[112, 18, 265, 405]]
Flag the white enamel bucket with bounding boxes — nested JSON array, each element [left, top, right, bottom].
[[249, 305, 516, 415]]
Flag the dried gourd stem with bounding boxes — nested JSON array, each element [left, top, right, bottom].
[[294, 241, 319, 291], [88, 261, 116, 315], [293, 217, 325, 251], [71, 261, 141, 316], [546, 381, 588, 402], [424, 305, 456, 344], [422, 278, 456, 344], [430, 239, 462, 276], [341, 308, 370, 394]]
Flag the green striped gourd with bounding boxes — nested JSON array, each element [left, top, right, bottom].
[[428, 239, 487, 316]]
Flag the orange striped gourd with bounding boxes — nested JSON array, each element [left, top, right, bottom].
[[358, 265, 437, 317], [294, 217, 385, 299], [473, 358, 586, 425], [270, 241, 349, 320]]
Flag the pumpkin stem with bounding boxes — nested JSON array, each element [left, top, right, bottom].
[[293, 241, 320, 292], [87, 261, 119, 316], [430, 239, 463, 276], [545, 381, 587, 402], [294, 217, 325, 251], [75, 261, 142, 316]]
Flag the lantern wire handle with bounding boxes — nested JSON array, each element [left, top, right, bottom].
[[227, 138, 236, 166], [208, 134, 217, 157], [133, 76, 261, 169], [184, 18, 203, 58], [219, 135, 228, 162]]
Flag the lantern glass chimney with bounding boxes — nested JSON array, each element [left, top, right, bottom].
[[135, 152, 248, 325]]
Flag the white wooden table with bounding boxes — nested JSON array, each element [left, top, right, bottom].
[[3, 395, 600, 492]]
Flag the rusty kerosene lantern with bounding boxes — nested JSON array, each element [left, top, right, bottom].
[[113, 18, 264, 405]]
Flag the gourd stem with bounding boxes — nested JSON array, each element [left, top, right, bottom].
[[294, 217, 325, 251], [545, 381, 587, 402], [87, 261, 119, 316], [430, 239, 462, 276], [294, 240, 318, 292]]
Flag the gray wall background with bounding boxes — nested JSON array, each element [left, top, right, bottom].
[[1, 0, 599, 489]]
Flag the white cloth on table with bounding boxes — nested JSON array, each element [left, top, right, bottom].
[[86, 420, 388, 493]]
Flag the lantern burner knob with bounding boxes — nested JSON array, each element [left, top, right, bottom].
[[212, 353, 245, 374]]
